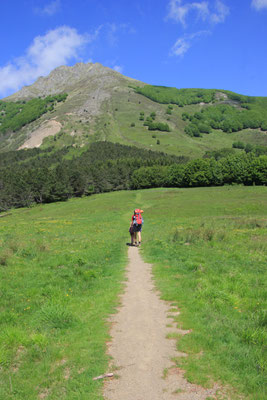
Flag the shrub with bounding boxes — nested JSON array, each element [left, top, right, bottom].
[[233, 141, 245, 149], [148, 122, 170, 132]]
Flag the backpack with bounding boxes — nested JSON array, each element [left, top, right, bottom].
[[133, 211, 143, 225]]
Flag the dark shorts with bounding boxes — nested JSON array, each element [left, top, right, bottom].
[[133, 224, 142, 232]]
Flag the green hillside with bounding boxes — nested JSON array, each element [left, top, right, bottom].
[[1, 69, 267, 158], [0, 186, 266, 399]]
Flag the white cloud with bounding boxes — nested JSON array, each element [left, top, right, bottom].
[[171, 31, 210, 57], [210, 0, 229, 23], [171, 36, 192, 56], [167, 0, 209, 26], [113, 65, 123, 73], [251, 0, 267, 10], [167, 0, 229, 26], [0, 26, 94, 97], [36, 0, 61, 16]]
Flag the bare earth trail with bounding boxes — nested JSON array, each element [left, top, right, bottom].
[[103, 247, 219, 400]]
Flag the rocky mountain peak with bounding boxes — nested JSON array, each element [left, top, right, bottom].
[[6, 62, 134, 101]]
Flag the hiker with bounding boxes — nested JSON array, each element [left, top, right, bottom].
[[131, 209, 144, 246]]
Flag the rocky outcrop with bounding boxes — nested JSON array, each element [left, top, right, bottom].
[[6, 63, 142, 100]]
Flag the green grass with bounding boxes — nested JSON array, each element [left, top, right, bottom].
[[0, 192, 136, 399], [139, 186, 267, 399], [1, 186, 266, 399]]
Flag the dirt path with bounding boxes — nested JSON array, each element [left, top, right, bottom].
[[103, 247, 219, 400]]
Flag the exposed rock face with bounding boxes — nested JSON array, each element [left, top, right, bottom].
[[6, 62, 141, 101], [18, 120, 62, 149]]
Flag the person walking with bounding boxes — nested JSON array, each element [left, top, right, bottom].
[[131, 209, 144, 246]]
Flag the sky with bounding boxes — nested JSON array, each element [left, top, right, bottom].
[[0, 0, 267, 98]]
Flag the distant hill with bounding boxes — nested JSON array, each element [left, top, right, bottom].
[[0, 62, 267, 157]]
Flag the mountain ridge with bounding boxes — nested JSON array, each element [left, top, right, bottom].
[[5, 62, 143, 100], [1, 62, 267, 156]]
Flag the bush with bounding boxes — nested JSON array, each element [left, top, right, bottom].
[[148, 122, 170, 132], [233, 141, 245, 149]]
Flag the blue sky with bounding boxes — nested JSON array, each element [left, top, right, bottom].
[[1, 0, 267, 98]]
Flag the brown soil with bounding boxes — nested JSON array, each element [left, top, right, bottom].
[[18, 120, 62, 149], [103, 247, 219, 400]]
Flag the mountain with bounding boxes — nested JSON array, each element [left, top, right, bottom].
[[1, 62, 267, 157]]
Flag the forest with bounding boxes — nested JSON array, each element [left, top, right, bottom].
[[0, 141, 266, 212], [0, 142, 184, 210]]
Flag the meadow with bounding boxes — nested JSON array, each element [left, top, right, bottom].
[[0, 186, 266, 399], [0, 194, 133, 399], [140, 186, 267, 399]]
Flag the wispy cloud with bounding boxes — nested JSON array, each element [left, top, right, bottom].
[[210, 1, 229, 23], [167, 1, 229, 58], [113, 65, 124, 73], [167, 0, 209, 27], [35, 0, 61, 16], [0, 26, 97, 97], [171, 30, 210, 57], [167, 0, 229, 26], [251, 0, 267, 10]]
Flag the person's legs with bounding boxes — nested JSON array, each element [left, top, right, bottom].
[[137, 231, 141, 244]]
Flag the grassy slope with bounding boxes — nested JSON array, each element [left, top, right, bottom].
[[104, 90, 267, 158], [1, 186, 266, 399], [2, 86, 267, 158]]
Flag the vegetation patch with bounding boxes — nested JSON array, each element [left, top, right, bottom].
[[0, 94, 67, 134], [140, 186, 267, 399], [134, 85, 216, 106]]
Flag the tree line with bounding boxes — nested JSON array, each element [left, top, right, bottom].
[[0, 142, 185, 211], [0, 142, 266, 212], [131, 153, 267, 189]]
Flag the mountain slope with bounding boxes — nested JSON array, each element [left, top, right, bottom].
[[1, 62, 267, 157]]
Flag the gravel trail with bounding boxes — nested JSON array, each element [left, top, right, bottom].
[[103, 247, 219, 400]]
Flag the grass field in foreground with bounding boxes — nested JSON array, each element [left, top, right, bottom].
[[0, 194, 134, 400], [0, 186, 266, 399], [139, 186, 267, 400]]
